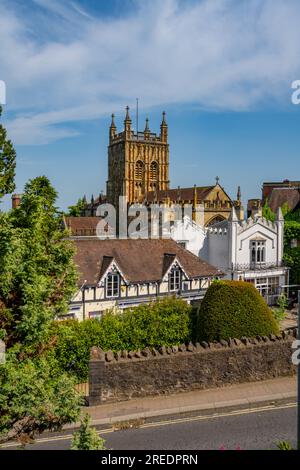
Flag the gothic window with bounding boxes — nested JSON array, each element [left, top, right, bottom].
[[150, 161, 158, 180], [106, 273, 120, 298], [135, 161, 144, 180], [169, 268, 181, 292], [250, 240, 266, 265], [206, 215, 226, 227]]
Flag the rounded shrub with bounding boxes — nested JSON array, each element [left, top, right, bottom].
[[196, 280, 279, 342]]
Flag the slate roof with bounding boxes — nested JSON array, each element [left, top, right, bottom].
[[73, 238, 222, 285]]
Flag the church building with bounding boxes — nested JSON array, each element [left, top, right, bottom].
[[82, 107, 244, 226]]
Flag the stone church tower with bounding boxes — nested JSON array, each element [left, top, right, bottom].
[[106, 107, 170, 208]]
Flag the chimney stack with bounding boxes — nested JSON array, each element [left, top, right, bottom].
[[12, 193, 22, 209]]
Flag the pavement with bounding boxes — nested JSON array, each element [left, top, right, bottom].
[[280, 311, 298, 330], [64, 375, 297, 431]]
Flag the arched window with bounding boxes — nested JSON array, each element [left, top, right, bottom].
[[135, 161, 144, 180], [206, 215, 226, 227], [250, 240, 266, 265], [150, 161, 158, 180]]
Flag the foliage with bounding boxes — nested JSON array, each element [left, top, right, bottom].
[[66, 198, 85, 217], [0, 176, 81, 444], [0, 176, 78, 347], [71, 414, 106, 450], [0, 106, 16, 199], [282, 220, 300, 284], [48, 297, 192, 382], [272, 294, 287, 323], [283, 220, 300, 247], [262, 200, 276, 222], [0, 351, 82, 445], [276, 441, 294, 450], [196, 280, 279, 342]]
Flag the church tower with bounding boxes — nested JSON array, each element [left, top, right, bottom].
[[106, 107, 170, 208]]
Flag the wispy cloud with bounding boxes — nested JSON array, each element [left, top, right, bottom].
[[1, 0, 300, 145]]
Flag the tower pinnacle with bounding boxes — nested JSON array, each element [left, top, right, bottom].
[[160, 111, 168, 143]]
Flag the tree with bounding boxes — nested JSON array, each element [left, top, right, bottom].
[[66, 198, 85, 217], [0, 105, 16, 199], [262, 199, 276, 222], [0, 176, 82, 444], [0, 354, 81, 445], [283, 220, 300, 284], [71, 414, 106, 450], [0, 176, 78, 346]]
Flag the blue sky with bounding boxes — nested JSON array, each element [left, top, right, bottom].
[[1, 0, 300, 211]]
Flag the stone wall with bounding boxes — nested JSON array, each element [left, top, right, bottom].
[[88, 328, 298, 406]]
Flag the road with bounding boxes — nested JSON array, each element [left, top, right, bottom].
[[1, 404, 297, 450]]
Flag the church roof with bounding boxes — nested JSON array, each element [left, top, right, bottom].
[[146, 186, 215, 203], [73, 238, 222, 285]]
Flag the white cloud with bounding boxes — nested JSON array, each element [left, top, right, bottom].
[[0, 0, 300, 145]]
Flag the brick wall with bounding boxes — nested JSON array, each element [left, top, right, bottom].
[[88, 328, 298, 406]]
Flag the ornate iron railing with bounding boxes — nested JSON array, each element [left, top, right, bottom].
[[233, 261, 287, 271]]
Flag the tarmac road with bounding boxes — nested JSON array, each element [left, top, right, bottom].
[[1, 403, 297, 451]]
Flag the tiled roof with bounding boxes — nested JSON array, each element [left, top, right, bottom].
[[63, 217, 105, 236], [268, 188, 300, 213], [73, 238, 222, 285], [146, 186, 214, 203]]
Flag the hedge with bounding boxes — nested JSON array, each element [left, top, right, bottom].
[[196, 280, 279, 342], [47, 297, 192, 382]]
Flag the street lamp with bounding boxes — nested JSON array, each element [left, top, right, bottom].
[[80, 280, 87, 321]]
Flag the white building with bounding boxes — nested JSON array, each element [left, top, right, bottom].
[[171, 207, 288, 305]]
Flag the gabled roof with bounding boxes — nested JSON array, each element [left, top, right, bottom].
[[162, 253, 177, 278], [146, 184, 233, 204], [73, 238, 222, 285], [147, 186, 213, 203]]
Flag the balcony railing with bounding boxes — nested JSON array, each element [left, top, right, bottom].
[[232, 261, 287, 271]]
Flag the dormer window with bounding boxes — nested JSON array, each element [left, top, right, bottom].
[[169, 268, 181, 292], [250, 240, 266, 265], [106, 273, 120, 298]]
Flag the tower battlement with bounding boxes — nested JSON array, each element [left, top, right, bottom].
[[107, 107, 170, 208]]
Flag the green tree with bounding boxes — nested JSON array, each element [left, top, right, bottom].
[[0, 177, 82, 444], [283, 220, 300, 284], [0, 106, 16, 199], [262, 199, 276, 222], [66, 198, 85, 217], [71, 414, 106, 450], [0, 354, 80, 445], [0, 176, 78, 346]]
